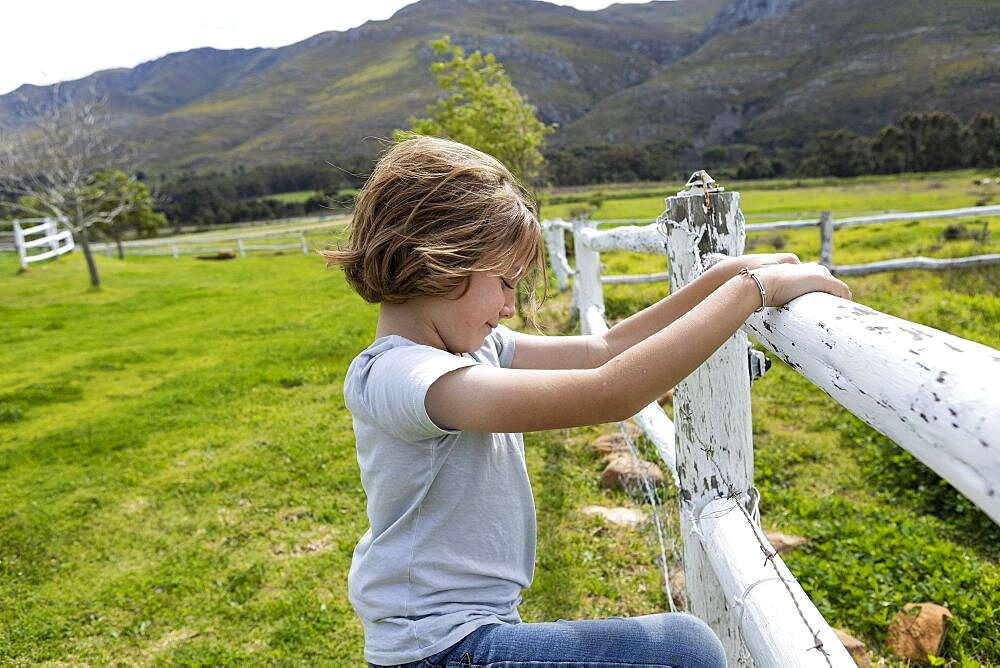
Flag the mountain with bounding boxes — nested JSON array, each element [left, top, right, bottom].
[[554, 0, 1000, 153], [1, 0, 996, 173]]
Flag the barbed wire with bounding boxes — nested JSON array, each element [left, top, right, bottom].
[[694, 440, 835, 667], [615, 420, 682, 613]]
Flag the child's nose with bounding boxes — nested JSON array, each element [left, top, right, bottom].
[[499, 297, 515, 319]]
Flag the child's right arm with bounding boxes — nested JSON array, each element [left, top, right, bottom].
[[509, 253, 802, 371], [425, 262, 851, 433]]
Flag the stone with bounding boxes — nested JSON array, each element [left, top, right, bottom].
[[590, 433, 631, 456], [667, 566, 686, 612], [580, 505, 645, 528], [833, 628, 869, 668], [600, 454, 664, 491], [887, 602, 953, 664], [764, 530, 808, 554]]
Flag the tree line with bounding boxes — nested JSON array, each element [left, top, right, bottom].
[[541, 111, 998, 186], [154, 160, 367, 228], [731, 111, 999, 180], [154, 110, 997, 225]]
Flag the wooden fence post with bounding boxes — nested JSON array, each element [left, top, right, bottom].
[[819, 211, 833, 268], [572, 219, 604, 334], [662, 190, 753, 665]]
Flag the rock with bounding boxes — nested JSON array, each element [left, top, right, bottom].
[[833, 628, 869, 668], [590, 433, 631, 456], [600, 454, 664, 491], [764, 530, 808, 554], [887, 602, 953, 664], [580, 505, 645, 528], [667, 566, 686, 611], [622, 421, 641, 439], [590, 423, 643, 455]]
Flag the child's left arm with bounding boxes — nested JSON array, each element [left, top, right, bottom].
[[511, 253, 798, 370]]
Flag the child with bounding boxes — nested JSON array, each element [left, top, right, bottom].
[[324, 136, 851, 667]]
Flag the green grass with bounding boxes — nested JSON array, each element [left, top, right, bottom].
[[543, 169, 1000, 221], [264, 191, 317, 204], [2, 172, 999, 665]]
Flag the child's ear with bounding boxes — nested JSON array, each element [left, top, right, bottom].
[[447, 274, 473, 300]]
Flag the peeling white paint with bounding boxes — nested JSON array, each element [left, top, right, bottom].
[[541, 219, 571, 291], [579, 224, 669, 255], [700, 497, 857, 667], [745, 293, 1000, 524], [665, 191, 756, 666]]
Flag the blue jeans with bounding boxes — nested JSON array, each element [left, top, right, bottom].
[[372, 613, 727, 667]]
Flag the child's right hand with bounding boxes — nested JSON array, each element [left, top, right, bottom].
[[751, 262, 852, 308]]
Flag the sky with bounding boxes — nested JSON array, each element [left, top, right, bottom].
[[1, 0, 661, 95]]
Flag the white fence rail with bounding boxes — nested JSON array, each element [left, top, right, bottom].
[[544, 203, 1000, 285], [2, 216, 349, 262], [542, 189, 999, 666], [7, 218, 75, 269], [98, 231, 311, 259], [744, 294, 1000, 524]]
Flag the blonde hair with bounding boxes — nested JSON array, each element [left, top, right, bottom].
[[323, 136, 546, 317]]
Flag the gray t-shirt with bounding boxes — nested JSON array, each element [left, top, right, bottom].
[[344, 325, 536, 665]]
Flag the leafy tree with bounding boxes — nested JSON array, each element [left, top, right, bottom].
[[872, 125, 908, 174], [544, 141, 686, 186], [87, 170, 166, 258], [736, 146, 776, 180], [813, 128, 873, 177], [399, 37, 554, 188], [968, 111, 1000, 168], [899, 111, 967, 171]]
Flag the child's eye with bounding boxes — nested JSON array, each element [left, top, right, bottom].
[[500, 277, 514, 290]]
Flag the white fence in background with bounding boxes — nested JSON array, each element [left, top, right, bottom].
[[540, 190, 1000, 666], [102, 231, 312, 259], [544, 203, 1000, 286], [4, 218, 76, 270], [1, 217, 350, 262]]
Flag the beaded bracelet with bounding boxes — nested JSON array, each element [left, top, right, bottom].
[[738, 267, 767, 313]]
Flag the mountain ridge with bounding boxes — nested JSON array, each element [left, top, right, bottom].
[[1, 0, 995, 173]]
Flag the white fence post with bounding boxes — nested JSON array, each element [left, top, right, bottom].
[[662, 190, 753, 665], [49, 223, 62, 256], [238, 238, 246, 258], [300, 232, 308, 255], [572, 219, 604, 334], [819, 211, 833, 268], [543, 221, 570, 291], [13, 220, 27, 270]]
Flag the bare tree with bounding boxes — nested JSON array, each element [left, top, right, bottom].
[[0, 87, 140, 286]]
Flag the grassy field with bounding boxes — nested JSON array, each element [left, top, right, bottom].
[[2, 170, 999, 665], [263, 191, 316, 204], [543, 169, 1000, 222]]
